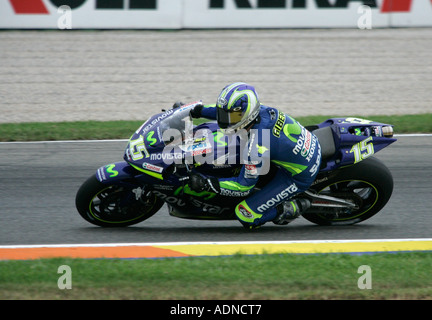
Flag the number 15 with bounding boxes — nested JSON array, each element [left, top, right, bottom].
[[350, 136, 374, 164]]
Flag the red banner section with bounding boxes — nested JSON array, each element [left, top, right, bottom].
[[381, 0, 412, 12], [9, 0, 49, 14]]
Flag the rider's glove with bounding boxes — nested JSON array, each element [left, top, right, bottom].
[[189, 103, 204, 119], [189, 173, 220, 194]]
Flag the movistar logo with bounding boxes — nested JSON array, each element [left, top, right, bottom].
[[257, 183, 298, 213]]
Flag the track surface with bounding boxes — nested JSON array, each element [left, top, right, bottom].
[[0, 135, 430, 245]]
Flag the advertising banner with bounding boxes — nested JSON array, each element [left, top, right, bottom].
[[0, 0, 182, 29], [1, 0, 431, 29], [183, 0, 432, 28]]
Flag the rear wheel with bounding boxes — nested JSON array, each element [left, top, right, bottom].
[[75, 175, 164, 227], [302, 157, 393, 226]]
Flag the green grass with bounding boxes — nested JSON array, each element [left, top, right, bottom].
[[0, 114, 430, 142], [1, 252, 431, 300], [0, 120, 138, 142]]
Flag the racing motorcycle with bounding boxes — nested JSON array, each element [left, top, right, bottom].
[[75, 102, 396, 227]]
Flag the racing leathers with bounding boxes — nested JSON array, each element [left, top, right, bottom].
[[191, 104, 322, 229]]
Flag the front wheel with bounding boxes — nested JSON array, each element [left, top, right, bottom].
[[302, 157, 393, 226], [75, 175, 164, 227]]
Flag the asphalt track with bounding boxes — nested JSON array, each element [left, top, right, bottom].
[[0, 135, 431, 246]]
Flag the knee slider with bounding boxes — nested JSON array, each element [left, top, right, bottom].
[[235, 201, 262, 225]]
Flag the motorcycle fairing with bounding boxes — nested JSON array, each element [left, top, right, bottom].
[[96, 161, 136, 183], [314, 118, 397, 172]]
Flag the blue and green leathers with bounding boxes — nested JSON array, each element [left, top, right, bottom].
[[199, 104, 322, 228]]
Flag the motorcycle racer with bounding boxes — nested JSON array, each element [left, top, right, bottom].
[[188, 82, 322, 229]]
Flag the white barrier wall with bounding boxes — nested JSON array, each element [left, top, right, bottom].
[[0, 0, 182, 29], [1, 0, 432, 29]]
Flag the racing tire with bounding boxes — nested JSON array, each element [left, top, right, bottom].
[[302, 157, 393, 226], [75, 174, 164, 227]]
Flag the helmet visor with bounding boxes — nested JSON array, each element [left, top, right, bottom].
[[217, 107, 244, 129]]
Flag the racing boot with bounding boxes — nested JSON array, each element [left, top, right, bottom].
[[273, 198, 311, 225]]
